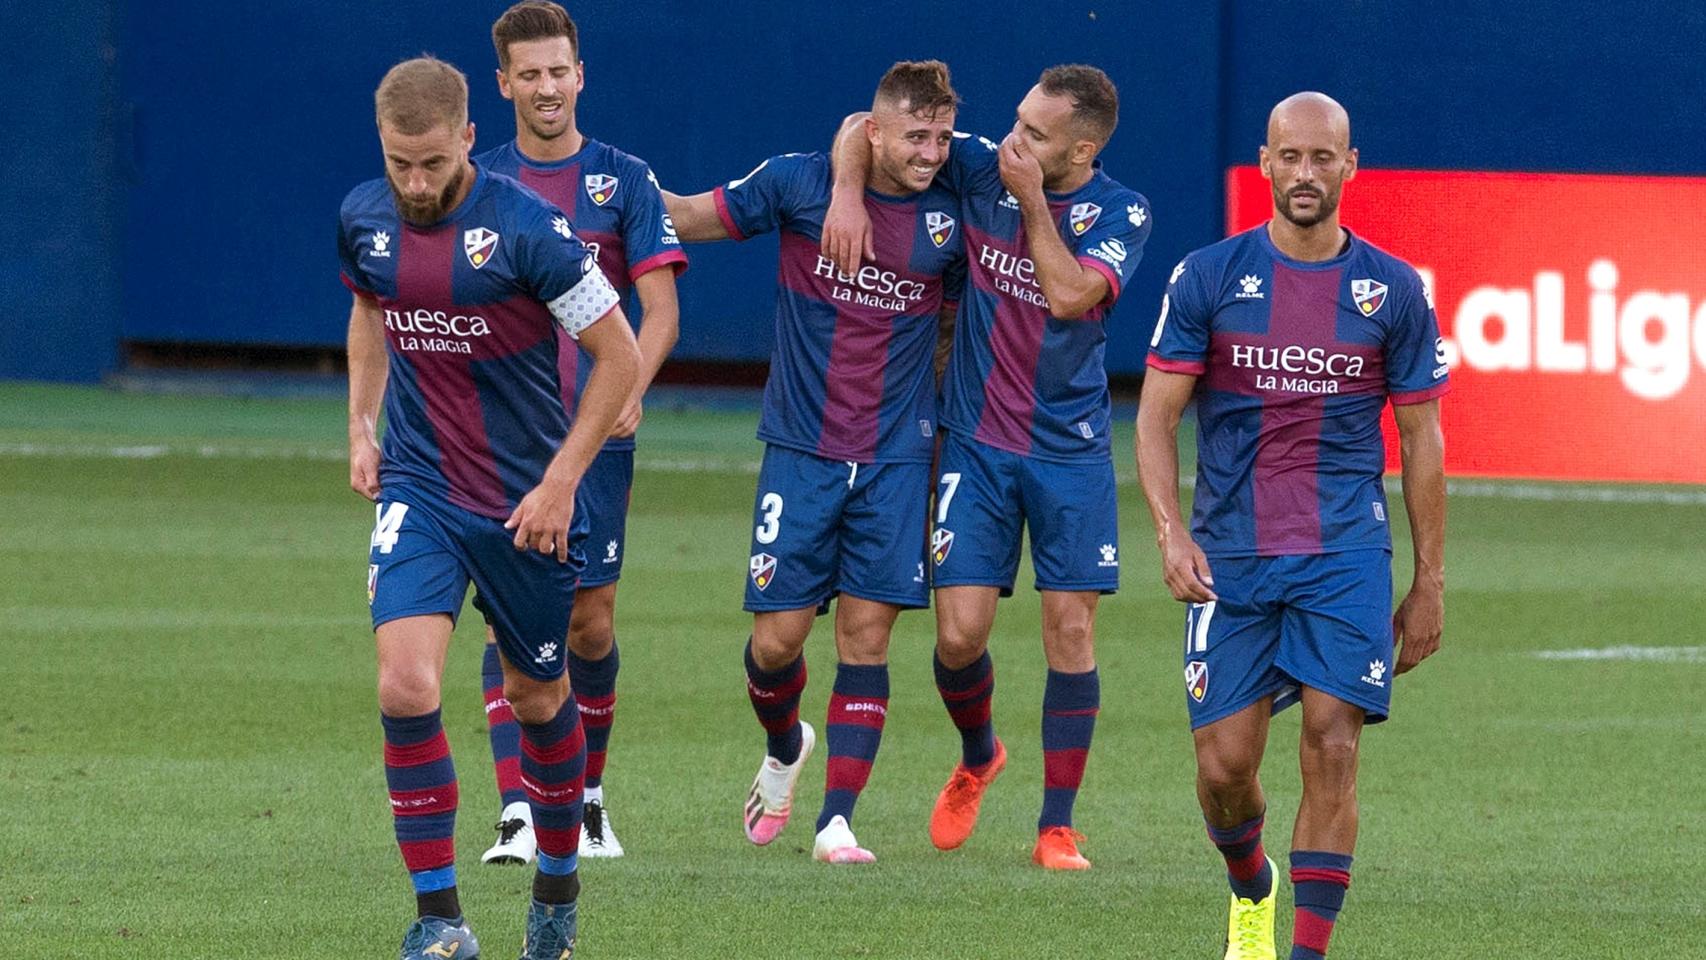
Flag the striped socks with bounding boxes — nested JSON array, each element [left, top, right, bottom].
[[481, 644, 526, 808], [569, 644, 619, 791], [1289, 850, 1353, 959], [381, 709, 460, 919], [519, 694, 587, 904], [1038, 668, 1099, 829], [817, 662, 889, 831], [1207, 813, 1274, 901], [934, 651, 997, 769], [744, 639, 806, 765]]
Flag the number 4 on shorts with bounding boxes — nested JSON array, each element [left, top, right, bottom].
[[372, 502, 409, 554]]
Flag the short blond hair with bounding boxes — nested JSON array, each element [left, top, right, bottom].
[[375, 57, 468, 135]]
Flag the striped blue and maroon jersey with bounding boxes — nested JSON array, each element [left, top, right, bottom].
[[337, 163, 621, 520], [936, 132, 1151, 462], [1148, 225, 1449, 558], [476, 137, 687, 453], [712, 151, 965, 464]]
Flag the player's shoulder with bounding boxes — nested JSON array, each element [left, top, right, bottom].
[[951, 130, 1002, 154], [1173, 227, 1262, 287], [471, 140, 519, 172], [339, 177, 393, 223], [583, 138, 655, 176], [1349, 231, 1424, 283], [482, 168, 566, 234]]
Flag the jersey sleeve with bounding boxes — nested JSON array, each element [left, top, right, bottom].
[[336, 204, 378, 300], [1074, 192, 1152, 307], [711, 152, 815, 241], [517, 200, 622, 340], [937, 132, 1004, 199], [1146, 256, 1213, 375], [623, 162, 689, 280], [1386, 268, 1450, 404]]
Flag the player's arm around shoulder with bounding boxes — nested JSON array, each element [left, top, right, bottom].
[[660, 188, 729, 242]]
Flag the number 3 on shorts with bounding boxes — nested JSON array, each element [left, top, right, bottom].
[[936, 472, 961, 524], [755, 492, 783, 545], [372, 502, 409, 554]]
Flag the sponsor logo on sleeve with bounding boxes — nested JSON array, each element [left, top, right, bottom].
[[462, 227, 499, 269], [1352, 278, 1389, 316], [585, 173, 619, 206], [926, 210, 956, 248], [551, 216, 573, 240], [1069, 202, 1102, 236], [661, 213, 680, 245], [1088, 238, 1127, 267], [1127, 203, 1148, 228]]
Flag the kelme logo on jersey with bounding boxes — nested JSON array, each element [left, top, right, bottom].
[[1185, 660, 1209, 703], [368, 231, 392, 258], [1069, 202, 1102, 236], [1352, 278, 1389, 316], [749, 552, 777, 591], [463, 228, 499, 269], [926, 211, 956, 248], [931, 527, 955, 565], [585, 174, 619, 206], [1127, 203, 1148, 228], [551, 216, 573, 240]]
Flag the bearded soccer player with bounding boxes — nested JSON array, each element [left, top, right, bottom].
[[1136, 92, 1447, 960], [472, 0, 686, 866], [824, 65, 1150, 870], [340, 56, 640, 960], [663, 61, 965, 864]]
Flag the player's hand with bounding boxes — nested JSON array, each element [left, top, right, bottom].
[[611, 395, 643, 439], [504, 478, 578, 563], [1158, 528, 1217, 603], [821, 189, 874, 277], [997, 133, 1044, 204], [349, 419, 382, 501], [1393, 580, 1443, 674]]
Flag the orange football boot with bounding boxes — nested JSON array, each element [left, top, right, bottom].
[[929, 737, 1007, 850], [1032, 826, 1091, 870]]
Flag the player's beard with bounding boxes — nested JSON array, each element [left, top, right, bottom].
[[391, 164, 467, 226], [1274, 182, 1340, 228]]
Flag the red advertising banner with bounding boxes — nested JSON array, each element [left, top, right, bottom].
[[1226, 166, 1706, 484]]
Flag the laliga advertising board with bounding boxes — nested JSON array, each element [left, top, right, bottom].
[[1226, 167, 1706, 485]]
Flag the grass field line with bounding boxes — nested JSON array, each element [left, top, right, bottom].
[[1532, 645, 1706, 663], [4, 440, 1704, 505]]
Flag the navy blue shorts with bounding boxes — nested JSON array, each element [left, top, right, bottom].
[[745, 445, 931, 613], [1181, 549, 1395, 729], [367, 482, 588, 681], [578, 447, 634, 589], [930, 431, 1119, 595]]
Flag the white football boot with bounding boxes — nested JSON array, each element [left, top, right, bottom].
[[812, 814, 876, 864], [578, 786, 625, 858], [481, 800, 536, 865], [743, 721, 816, 845]]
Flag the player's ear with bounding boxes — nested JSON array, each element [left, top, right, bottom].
[[464, 122, 476, 153], [496, 69, 513, 101], [1258, 145, 1272, 180], [1343, 146, 1358, 182], [575, 61, 586, 94], [863, 114, 881, 145]]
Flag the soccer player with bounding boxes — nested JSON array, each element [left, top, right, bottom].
[[340, 56, 640, 959], [662, 61, 965, 863], [1135, 92, 1447, 960], [474, 0, 687, 865], [823, 65, 1151, 870]]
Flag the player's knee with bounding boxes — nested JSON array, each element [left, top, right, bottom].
[[1300, 726, 1361, 779], [568, 615, 615, 660], [934, 627, 988, 669], [504, 674, 570, 725], [1197, 750, 1262, 798], [377, 664, 441, 717]]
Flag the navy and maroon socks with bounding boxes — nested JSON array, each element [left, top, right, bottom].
[[481, 643, 527, 808], [1038, 667, 1099, 829], [816, 662, 889, 831], [1290, 850, 1353, 959], [1207, 813, 1275, 901], [934, 650, 997, 769], [518, 694, 587, 904], [381, 709, 461, 920], [744, 638, 806, 764], [568, 644, 619, 791]]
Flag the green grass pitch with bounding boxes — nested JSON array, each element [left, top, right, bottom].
[[1, 383, 1702, 958]]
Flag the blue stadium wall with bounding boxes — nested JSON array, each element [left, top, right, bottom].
[[5, 1, 1702, 383]]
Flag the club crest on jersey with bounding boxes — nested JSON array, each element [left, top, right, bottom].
[[463, 227, 499, 269], [585, 174, 619, 207], [749, 552, 777, 591], [367, 564, 378, 604], [1352, 278, 1389, 316], [1185, 660, 1209, 703], [931, 527, 955, 565], [1069, 202, 1102, 236], [925, 211, 956, 248]]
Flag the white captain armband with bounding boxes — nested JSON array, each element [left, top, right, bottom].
[[547, 259, 621, 339]]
